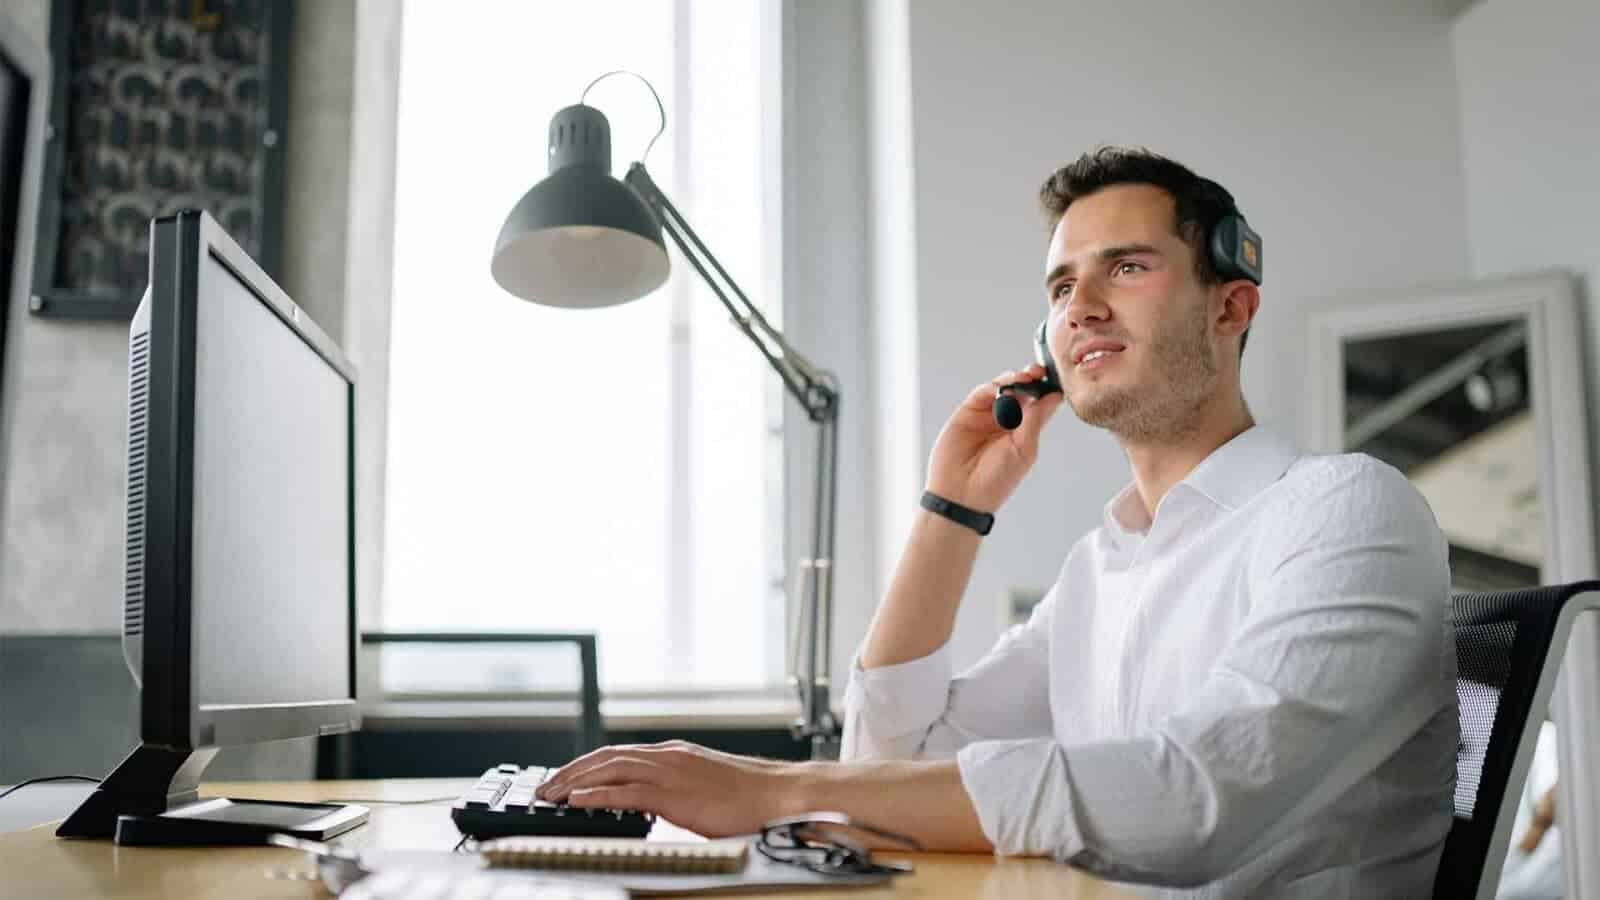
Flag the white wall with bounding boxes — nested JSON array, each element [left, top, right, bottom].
[[1453, 0, 1600, 479], [1453, 0, 1600, 888], [870, 0, 1475, 667]]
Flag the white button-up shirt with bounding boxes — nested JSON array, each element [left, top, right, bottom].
[[841, 426, 1458, 899]]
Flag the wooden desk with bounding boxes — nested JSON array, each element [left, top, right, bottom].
[[0, 779, 1131, 899]]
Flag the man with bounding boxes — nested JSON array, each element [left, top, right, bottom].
[[537, 147, 1458, 897]]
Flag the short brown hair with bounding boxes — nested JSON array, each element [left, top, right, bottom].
[[1039, 146, 1251, 356]]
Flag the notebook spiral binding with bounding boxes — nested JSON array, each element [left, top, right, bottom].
[[481, 836, 749, 874]]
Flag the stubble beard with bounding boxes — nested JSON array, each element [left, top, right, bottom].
[[1065, 301, 1220, 445]]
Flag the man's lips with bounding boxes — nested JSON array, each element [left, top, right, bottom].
[[1071, 340, 1127, 365], [1076, 348, 1122, 371]]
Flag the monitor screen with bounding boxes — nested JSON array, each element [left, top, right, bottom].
[[189, 250, 351, 709]]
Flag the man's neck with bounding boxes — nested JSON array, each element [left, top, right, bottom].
[[1120, 393, 1255, 523]]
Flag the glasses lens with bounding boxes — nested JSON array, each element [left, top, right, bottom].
[[758, 819, 915, 877], [762, 823, 800, 850]]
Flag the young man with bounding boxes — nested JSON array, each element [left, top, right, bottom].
[[537, 147, 1458, 897]]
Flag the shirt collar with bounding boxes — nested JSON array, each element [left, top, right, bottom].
[[1102, 483, 1152, 540], [1101, 425, 1302, 538], [1181, 424, 1302, 512]]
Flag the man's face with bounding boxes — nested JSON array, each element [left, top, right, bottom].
[[1042, 184, 1221, 443]]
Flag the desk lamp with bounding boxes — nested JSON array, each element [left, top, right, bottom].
[[490, 72, 841, 760]]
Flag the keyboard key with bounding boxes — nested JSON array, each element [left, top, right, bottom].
[[463, 793, 499, 810]]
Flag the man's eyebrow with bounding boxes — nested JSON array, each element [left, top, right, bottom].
[[1044, 243, 1162, 288]]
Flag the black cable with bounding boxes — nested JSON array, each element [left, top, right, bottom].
[[0, 775, 101, 802]]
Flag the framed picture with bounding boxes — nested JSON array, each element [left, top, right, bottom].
[[29, 0, 291, 319]]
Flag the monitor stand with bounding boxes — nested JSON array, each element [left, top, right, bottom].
[[54, 745, 368, 846]]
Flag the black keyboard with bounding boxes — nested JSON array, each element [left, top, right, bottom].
[[450, 764, 654, 840]]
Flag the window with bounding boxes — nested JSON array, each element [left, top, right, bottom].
[[384, 0, 784, 694]]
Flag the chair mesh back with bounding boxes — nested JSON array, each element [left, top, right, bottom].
[[1452, 620, 1517, 819], [1434, 581, 1598, 900]]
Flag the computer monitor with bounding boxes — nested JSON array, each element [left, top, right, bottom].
[[57, 209, 367, 845]]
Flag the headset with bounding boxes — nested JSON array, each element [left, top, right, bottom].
[[991, 210, 1263, 430]]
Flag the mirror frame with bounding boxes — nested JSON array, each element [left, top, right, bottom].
[[1308, 270, 1594, 583], [1308, 269, 1600, 895]]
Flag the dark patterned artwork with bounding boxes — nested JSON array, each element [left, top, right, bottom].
[[52, 0, 281, 298]]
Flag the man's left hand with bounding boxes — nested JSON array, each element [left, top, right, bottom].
[[535, 740, 801, 837]]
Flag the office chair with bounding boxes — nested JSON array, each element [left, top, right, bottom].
[[1433, 580, 1600, 900], [321, 632, 605, 778], [359, 632, 604, 753]]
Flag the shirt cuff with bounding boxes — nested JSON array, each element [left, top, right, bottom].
[[839, 641, 955, 760], [956, 738, 1085, 861]]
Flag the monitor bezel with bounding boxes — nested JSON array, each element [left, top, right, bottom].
[[142, 208, 359, 750]]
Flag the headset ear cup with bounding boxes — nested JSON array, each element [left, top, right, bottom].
[[1210, 214, 1239, 281], [1209, 214, 1263, 284], [1035, 318, 1060, 385]]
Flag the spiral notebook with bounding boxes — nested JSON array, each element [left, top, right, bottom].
[[482, 836, 749, 874], [361, 838, 895, 896]]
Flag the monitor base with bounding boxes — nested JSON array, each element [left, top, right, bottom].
[[113, 796, 368, 846], [54, 744, 368, 845], [56, 744, 216, 839]]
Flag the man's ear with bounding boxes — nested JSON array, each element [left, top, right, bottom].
[[1215, 280, 1260, 342]]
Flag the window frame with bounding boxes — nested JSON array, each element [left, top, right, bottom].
[[373, 0, 797, 707]]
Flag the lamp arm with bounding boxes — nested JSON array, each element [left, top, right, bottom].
[[624, 164, 836, 423], [623, 162, 841, 758]]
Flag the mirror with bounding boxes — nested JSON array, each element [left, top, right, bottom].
[[1344, 319, 1535, 590], [1308, 271, 1596, 589]]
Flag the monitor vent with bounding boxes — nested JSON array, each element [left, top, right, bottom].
[[125, 330, 149, 638]]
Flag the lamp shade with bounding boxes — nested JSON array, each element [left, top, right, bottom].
[[490, 104, 670, 308]]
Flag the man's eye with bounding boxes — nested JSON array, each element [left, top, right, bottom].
[[1115, 261, 1146, 275], [1052, 282, 1074, 300]]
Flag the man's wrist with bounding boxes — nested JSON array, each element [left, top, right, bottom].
[[922, 481, 991, 511], [774, 761, 832, 818]]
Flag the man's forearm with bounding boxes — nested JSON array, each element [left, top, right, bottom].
[[859, 510, 983, 669], [779, 758, 992, 853]]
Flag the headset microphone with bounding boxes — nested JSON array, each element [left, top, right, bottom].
[[993, 320, 1063, 430], [994, 379, 1060, 430]]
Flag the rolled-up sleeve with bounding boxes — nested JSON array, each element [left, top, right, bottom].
[[840, 581, 1057, 762], [956, 462, 1453, 886]]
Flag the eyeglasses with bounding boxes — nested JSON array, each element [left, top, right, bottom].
[[756, 812, 923, 877]]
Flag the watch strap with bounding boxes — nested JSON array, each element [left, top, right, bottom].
[[920, 490, 994, 536]]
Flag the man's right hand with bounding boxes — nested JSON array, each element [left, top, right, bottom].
[[924, 363, 1065, 514]]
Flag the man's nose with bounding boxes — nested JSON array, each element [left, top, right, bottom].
[[1066, 282, 1110, 329]]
